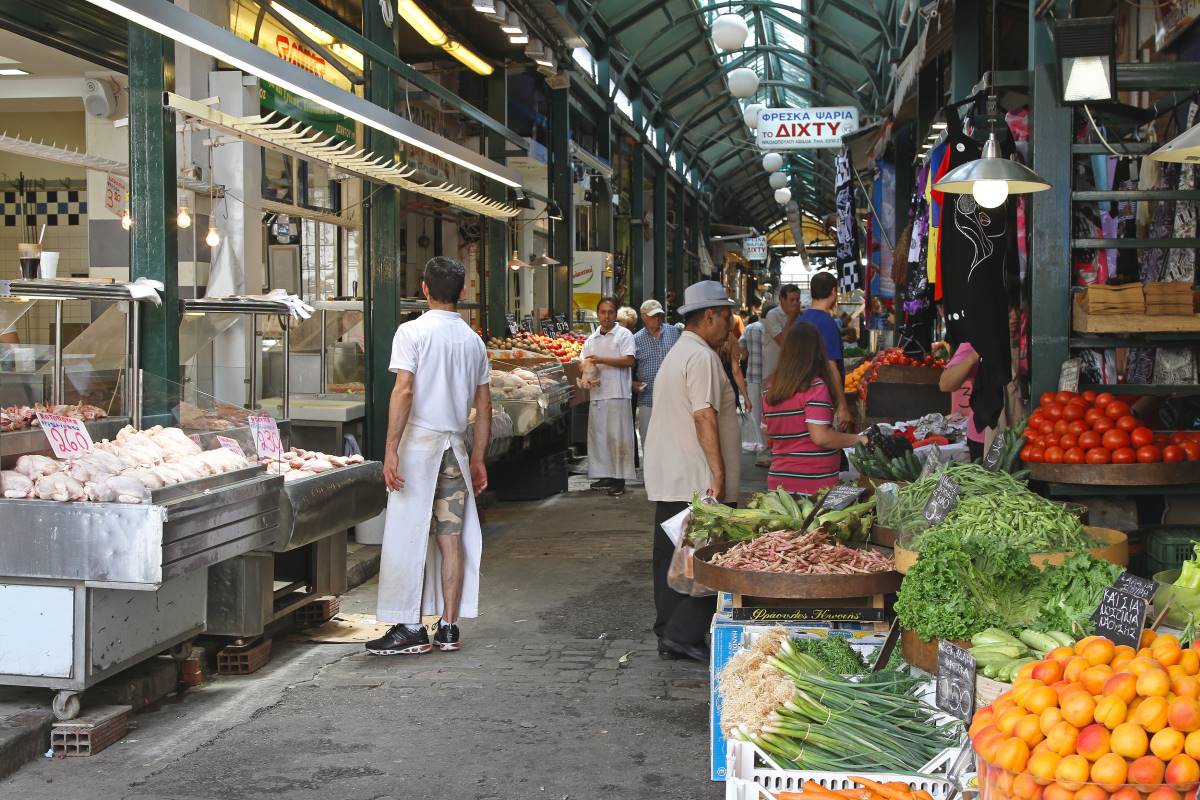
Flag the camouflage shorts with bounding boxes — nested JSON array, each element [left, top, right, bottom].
[[430, 448, 466, 537]]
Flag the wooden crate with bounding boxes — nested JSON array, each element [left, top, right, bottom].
[[1072, 294, 1200, 333]]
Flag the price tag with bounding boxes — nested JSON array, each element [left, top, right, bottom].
[[1059, 358, 1081, 394], [247, 415, 282, 459], [936, 641, 977, 723], [1092, 586, 1148, 649], [520, 315, 534, 333], [919, 445, 942, 478], [505, 314, 519, 337], [983, 433, 1006, 471], [35, 413, 94, 458], [923, 474, 959, 525], [1114, 572, 1158, 601], [822, 484, 866, 511], [215, 435, 247, 459], [555, 315, 569, 333], [104, 173, 128, 216], [189, 434, 202, 444]]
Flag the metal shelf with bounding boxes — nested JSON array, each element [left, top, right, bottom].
[[1071, 333, 1200, 348], [0, 279, 155, 303], [1079, 384, 1200, 396], [1072, 238, 1200, 249], [1072, 190, 1200, 202], [1071, 142, 1157, 155], [181, 297, 293, 315]]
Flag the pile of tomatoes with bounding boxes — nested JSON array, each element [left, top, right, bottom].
[[1021, 390, 1200, 465], [855, 348, 949, 401]]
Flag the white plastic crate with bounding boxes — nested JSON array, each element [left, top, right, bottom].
[[724, 740, 958, 800]]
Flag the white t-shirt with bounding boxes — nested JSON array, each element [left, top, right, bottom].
[[581, 324, 636, 402], [388, 309, 490, 434], [761, 305, 791, 383]]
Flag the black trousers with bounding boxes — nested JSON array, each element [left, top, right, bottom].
[[652, 500, 718, 647], [968, 438, 984, 461]]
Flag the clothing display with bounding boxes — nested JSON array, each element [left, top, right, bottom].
[[835, 150, 861, 293]]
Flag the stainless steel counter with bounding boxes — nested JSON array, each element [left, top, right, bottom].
[[271, 460, 384, 551]]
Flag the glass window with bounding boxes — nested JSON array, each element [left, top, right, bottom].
[[613, 85, 633, 120], [344, 228, 360, 297], [572, 47, 596, 81], [301, 159, 341, 212], [300, 219, 339, 301], [262, 150, 294, 204]]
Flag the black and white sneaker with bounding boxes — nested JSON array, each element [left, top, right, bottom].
[[365, 624, 432, 655], [433, 621, 461, 651], [589, 478, 614, 491]]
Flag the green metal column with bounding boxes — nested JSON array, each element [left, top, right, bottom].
[[630, 90, 646, 307], [1029, 3, 1072, 400], [362, 1, 399, 459], [128, 23, 178, 418], [951, 0, 980, 102], [652, 125, 667, 304], [595, 46, 614, 263], [485, 68, 508, 337], [549, 85, 573, 316], [672, 172, 685, 303], [689, 193, 701, 286]]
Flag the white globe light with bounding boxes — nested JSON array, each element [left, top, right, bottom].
[[971, 179, 1009, 209], [205, 226, 220, 247], [727, 68, 759, 99], [762, 152, 784, 173], [711, 14, 749, 52], [743, 103, 765, 130], [769, 172, 789, 190], [774, 188, 792, 205]]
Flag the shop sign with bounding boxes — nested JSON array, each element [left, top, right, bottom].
[[743, 236, 768, 261], [36, 413, 94, 458], [757, 107, 859, 150], [260, 79, 355, 142], [248, 415, 283, 459], [1157, 0, 1200, 50], [729, 606, 884, 623], [104, 174, 128, 217]]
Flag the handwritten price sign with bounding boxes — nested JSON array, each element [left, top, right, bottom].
[[247, 415, 282, 459], [36, 413, 94, 458], [215, 435, 246, 459]]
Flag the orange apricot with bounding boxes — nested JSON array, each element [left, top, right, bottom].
[[1030, 750, 1064, 783], [1095, 695, 1129, 730], [1128, 754, 1167, 789], [1181, 649, 1200, 676], [1149, 789, 1183, 800], [974, 725, 1005, 761], [1047, 721, 1082, 756], [1144, 629, 1161, 648], [1015, 678, 1046, 706], [1111, 645, 1138, 671], [1187, 729, 1200, 761], [1073, 786, 1107, 800], [1175, 674, 1200, 700], [1170, 697, 1200, 733], [1082, 665, 1114, 696], [1028, 686, 1062, 715], [998, 736, 1032, 773], [1041, 707, 1066, 736], [1090, 752, 1129, 788], [1042, 783, 1076, 800], [1016, 714, 1047, 748], [1110, 788, 1141, 800], [1166, 752, 1200, 785], [1084, 639, 1118, 667], [999, 706, 1029, 735], [1105, 673, 1139, 705], [1055, 754, 1092, 790], [1156, 632, 1183, 650], [1048, 646, 1078, 662], [1129, 657, 1159, 677], [1112, 721, 1151, 758], [1062, 693, 1099, 729], [1017, 661, 1039, 681], [1062, 658, 1088, 683], [1139, 667, 1173, 697], [1038, 659, 1069, 684], [1157, 645, 1185, 669], [1136, 695, 1171, 733], [1153, 727, 1187, 761], [1077, 636, 1103, 655], [1076, 723, 1112, 761], [1013, 772, 1043, 800]]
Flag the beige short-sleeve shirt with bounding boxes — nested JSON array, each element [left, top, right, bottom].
[[644, 331, 741, 502]]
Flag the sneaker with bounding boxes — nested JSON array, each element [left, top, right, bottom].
[[607, 481, 626, 497], [589, 478, 614, 491], [433, 621, 461, 651], [365, 624, 431, 655]]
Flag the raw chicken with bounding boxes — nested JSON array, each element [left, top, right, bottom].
[[124, 468, 166, 491], [86, 475, 151, 504], [34, 472, 85, 501], [113, 426, 168, 464], [196, 448, 249, 473], [145, 425, 202, 458], [299, 458, 335, 473], [576, 357, 600, 390], [66, 454, 119, 484], [15, 455, 61, 479], [282, 470, 308, 483], [1, 470, 33, 498]]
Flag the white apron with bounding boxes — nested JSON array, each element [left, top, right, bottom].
[[587, 398, 636, 480], [376, 424, 484, 624]]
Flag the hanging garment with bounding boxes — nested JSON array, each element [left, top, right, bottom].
[[927, 140, 950, 295], [835, 150, 861, 292], [1166, 101, 1199, 283]]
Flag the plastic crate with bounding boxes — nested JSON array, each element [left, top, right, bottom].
[[1146, 526, 1200, 572], [493, 449, 568, 501], [724, 740, 957, 800]]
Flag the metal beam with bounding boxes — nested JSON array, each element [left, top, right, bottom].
[[653, 134, 668, 304], [549, 85, 574, 315], [485, 68, 509, 338], [640, 31, 707, 77], [673, 176, 687, 304], [596, 45, 615, 260], [951, 0, 980, 101], [630, 88, 646, 307]]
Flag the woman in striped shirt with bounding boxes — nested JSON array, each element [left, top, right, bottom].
[[762, 322, 866, 494]]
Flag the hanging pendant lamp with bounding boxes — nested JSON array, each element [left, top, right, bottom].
[[933, 131, 1051, 208]]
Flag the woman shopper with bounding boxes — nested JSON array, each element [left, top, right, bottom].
[[939, 337, 984, 460], [762, 322, 865, 494]]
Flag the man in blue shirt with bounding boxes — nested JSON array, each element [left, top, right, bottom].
[[633, 299, 680, 452], [800, 271, 852, 430]]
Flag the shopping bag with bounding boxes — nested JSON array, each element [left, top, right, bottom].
[[663, 499, 717, 597], [739, 409, 762, 453]]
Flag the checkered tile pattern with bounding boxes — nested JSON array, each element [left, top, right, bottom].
[[1, 190, 87, 227]]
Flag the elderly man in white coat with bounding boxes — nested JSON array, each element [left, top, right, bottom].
[[367, 256, 491, 656], [581, 296, 637, 497]]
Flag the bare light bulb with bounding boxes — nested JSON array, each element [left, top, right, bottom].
[[971, 179, 1009, 209], [121, 209, 132, 230], [205, 226, 220, 247], [177, 206, 192, 229]]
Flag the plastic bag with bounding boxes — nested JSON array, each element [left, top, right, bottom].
[[663, 500, 717, 597]]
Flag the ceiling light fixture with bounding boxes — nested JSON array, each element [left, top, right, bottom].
[[471, 0, 497, 13], [762, 152, 783, 173], [499, 11, 523, 34], [206, 225, 220, 247], [330, 43, 364, 70], [711, 13, 749, 52], [768, 172, 788, 190], [744, 103, 765, 130], [546, 199, 564, 221], [774, 188, 792, 205], [177, 204, 192, 229], [1054, 16, 1117, 105], [508, 250, 530, 270], [532, 254, 560, 267], [269, 2, 334, 45], [0, 68, 30, 76], [443, 41, 494, 75], [397, 0, 449, 47], [79, 0, 523, 187], [727, 67, 759, 99]]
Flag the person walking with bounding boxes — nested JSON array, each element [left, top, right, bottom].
[[762, 322, 866, 494], [368, 257, 491, 656], [581, 297, 637, 497], [632, 299, 680, 452], [799, 271, 853, 430], [739, 311, 769, 463], [762, 283, 801, 385], [645, 281, 741, 662]]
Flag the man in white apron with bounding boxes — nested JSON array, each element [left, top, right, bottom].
[[581, 297, 637, 497], [367, 257, 492, 656]]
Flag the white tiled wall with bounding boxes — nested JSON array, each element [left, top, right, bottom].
[[0, 215, 91, 344]]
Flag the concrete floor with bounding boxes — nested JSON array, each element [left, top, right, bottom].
[[1, 475, 751, 799]]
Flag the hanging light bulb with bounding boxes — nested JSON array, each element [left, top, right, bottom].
[[743, 103, 765, 130], [727, 68, 759, 99], [121, 208, 132, 231], [971, 179, 1010, 209], [177, 205, 192, 229], [711, 13, 749, 51], [774, 188, 792, 205], [768, 172, 789, 190], [205, 225, 220, 247], [934, 132, 1049, 205], [762, 153, 784, 173]]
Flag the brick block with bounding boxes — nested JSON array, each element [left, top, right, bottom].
[[217, 639, 272, 675], [50, 705, 130, 757]]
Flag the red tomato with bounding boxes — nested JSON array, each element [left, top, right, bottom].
[[1055, 391, 1078, 405], [1094, 392, 1116, 408], [1105, 401, 1132, 420], [1064, 447, 1086, 465], [1040, 391, 1058, 407], [1044, 446, 1065, 464], [1059, 434, 1078, 450], [1116, 415, 1141, 433], [1063, 403, 1086, 422], [1155, 433, 1170, 445], [1019, 444, 1038, 463], [1102, 428, 1131, 450], [1137, 445, 1162, 463], [1182, 441, 1200, 461], [1172, 431, 1189, 445], [1112, 447, 1137, 464], [1039, 420, 1056, 436], [1078, 430, 1102, 449], [1130, 427, 1155, 448], [1054, 420, 1071, 435], [1067, 420, 1089, 436], [1086, 447, 1111, 464], [1045, 402, 1065, 420], [1164, 445, 1186, 463], [1025, 445, 1046, 463], [1081, 390, 1098, 403], [1029, 411, 1047, 429], [1092, 417, 1115, 434]]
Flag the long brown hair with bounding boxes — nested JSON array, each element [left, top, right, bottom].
[[766, 321, 830, 406]]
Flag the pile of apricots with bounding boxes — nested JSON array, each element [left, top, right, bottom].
[[972, 631, 1200, 800]]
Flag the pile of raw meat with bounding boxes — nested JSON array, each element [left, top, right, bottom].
[[177, 401, 256, 432], [1, 402, 108, 432], [261, 447, 364, 483], [1, 425, 252, 504]]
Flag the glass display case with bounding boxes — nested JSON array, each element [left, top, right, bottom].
[[488, 356, 572, 436]]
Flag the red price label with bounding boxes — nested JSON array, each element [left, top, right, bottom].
[[215, 435, 246, 459], [247, 415, 282, 459], [36, 413, 94, 459]]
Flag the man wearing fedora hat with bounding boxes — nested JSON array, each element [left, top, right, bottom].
[[644, 280, 741, 662]]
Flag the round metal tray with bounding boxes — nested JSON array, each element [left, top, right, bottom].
[[692, 540, 902, 599], [1025, 460, 1200, 486]]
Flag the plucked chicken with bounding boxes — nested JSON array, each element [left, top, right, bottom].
[[1, 470, 33, 498]]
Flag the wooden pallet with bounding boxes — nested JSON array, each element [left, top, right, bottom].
[[50, 705, 131, 757]]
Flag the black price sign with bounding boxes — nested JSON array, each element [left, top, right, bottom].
[[983, 433, 1006, 471], [505, 314, 519, 336], [1092, 586, 1148, 650], [553, 315, 568, 333], [919, 446, 942, 478], [923, 474, 959, 525], [936, 640, 976, 723], [520, 315, 534, 333], [822, 484, 866, 511], [1114, 572, 1158, 602]]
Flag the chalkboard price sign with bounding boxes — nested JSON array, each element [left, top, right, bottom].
[[1114, 572, 1158, 602], [923, 474, 960, 525], [822, 484, 866, 511], [520, 315, 534, 333], [983, 434, 1006, 471], [554, 315, 569, 333], [936, 640, 976, 723], [1092, 586, 1148, 649], [505, 314, 519, 336]]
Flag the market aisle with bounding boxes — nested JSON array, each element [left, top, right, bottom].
[[1, 484, 723, 799]]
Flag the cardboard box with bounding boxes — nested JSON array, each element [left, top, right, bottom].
[[709, 617, 889, 781]]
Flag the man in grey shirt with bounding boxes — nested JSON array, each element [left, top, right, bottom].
[[761, 284, 801, 385]]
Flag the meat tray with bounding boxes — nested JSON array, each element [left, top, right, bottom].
[[270, 460, 385, 551], [691, 540, 902, 599]]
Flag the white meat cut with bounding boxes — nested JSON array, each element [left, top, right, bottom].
[[34, 472, 85, 501], [299, 457, 335, 473], [282, 470, 308, 483], [15, 455, 61, 479], [1, 470, 33, 498], [146, 425, 202, 458], [66, 455, 119, 484], [81, 449, 125, 474], [86, 475, 151, 504], [196, 448, 248, 473], [124, 468, 166, 490]]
